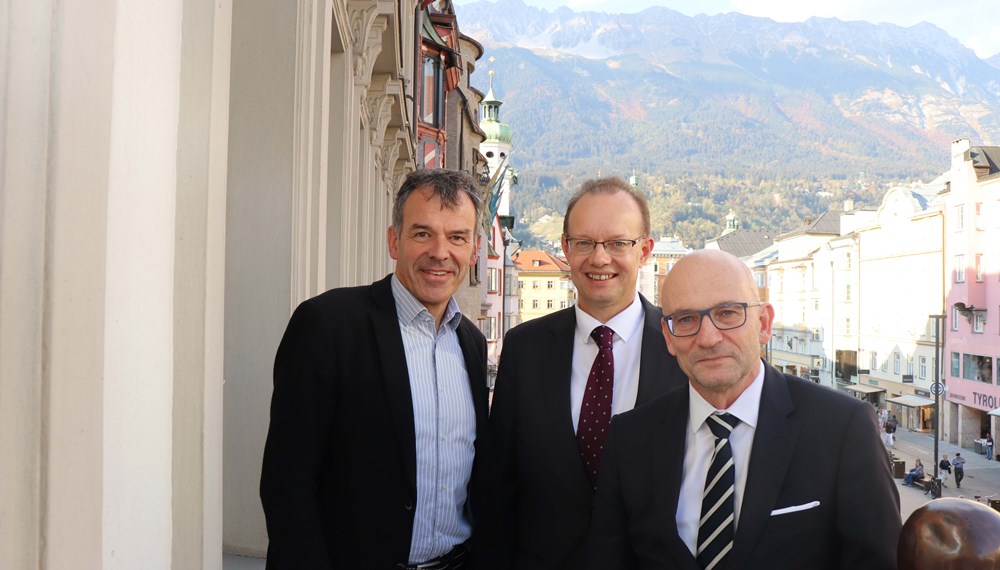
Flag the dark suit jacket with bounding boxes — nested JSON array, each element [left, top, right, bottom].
[[587, 363, 901, 570], [479, 295, 685, 570], [260, 275, 489, 569]]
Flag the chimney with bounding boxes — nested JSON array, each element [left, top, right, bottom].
[[952, 138, 971, 171], [843, 198, 854, 211]]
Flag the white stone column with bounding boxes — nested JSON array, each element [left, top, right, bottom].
[[3, 0, 230, 567], [0, 0, 56, 565], [173, 0, 232, 567], [325, 15, 353, 288], [101, 1, 185, 565], [290, 0, 334, 303]]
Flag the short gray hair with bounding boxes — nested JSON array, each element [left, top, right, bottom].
[[392, 169, 484, 234]]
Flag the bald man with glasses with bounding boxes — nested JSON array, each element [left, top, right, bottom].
[[478, 177, 685, 570], [586, 249, 900, 570]]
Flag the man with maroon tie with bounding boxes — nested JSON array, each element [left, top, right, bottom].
[[478, 177, 686, 570]]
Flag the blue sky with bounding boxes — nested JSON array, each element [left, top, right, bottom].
[[454, 0, 1000, 59]]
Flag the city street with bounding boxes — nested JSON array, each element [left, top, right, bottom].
[[889, 426, 1000, 520]]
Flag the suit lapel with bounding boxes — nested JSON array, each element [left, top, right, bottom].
[[370, 276, 418, 493], [456, 320, 489, 433], [730, 365, 799, 567], [543, 309, 591, 483], [635, 295, 671, 406], [653, 388, 701, 570]]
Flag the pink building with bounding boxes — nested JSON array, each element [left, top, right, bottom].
[[943, 139, 1000, 450]]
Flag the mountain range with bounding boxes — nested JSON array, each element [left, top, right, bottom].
[[454, 0, 1000, 246]]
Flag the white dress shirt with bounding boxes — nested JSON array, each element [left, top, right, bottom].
[[676, 361, 766, 555], [570, 293, 645, 432]]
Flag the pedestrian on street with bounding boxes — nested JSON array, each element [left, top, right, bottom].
[[939, 455, 952, 487], [953, 453, 966, 488], [885, 420, 896, 448], [902, 459, 925, 486], [987, 433, 994, 461]]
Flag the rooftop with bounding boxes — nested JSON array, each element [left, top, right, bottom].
[[706, 229, 775, 259], [776, 209, 843, 241], [513, 249, 570, 272]]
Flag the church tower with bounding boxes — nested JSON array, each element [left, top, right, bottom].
[[479, 64, 515, 216]]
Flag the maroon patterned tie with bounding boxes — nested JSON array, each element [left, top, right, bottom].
[[577, 325, 615, 488]]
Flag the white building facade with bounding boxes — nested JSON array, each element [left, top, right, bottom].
[[855, 184, 945, 430], [1, 0, 488, 567]]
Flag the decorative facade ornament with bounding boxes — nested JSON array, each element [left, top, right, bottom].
[[366, 93, 393, 145], [391, 168, 408, 196], [380, 137, 402, 188], [355, 25, 385, 90], [349, 3, 386, 91], [348, 3, 378, 48]]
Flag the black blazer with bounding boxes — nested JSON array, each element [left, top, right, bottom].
[[587, 364, 901, 570], [260, 275, 489, 569], [479, 295, 685, 570]]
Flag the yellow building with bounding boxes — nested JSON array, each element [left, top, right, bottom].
[[514, 250, 576, 323]]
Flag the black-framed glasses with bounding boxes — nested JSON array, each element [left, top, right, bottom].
[[564, 236, 644, 256], [663, 302, 765, 337]]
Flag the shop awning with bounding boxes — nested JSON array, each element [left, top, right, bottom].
[[845, 384, 885, 394], [988, 407, 1000, 417], [886, 394, 935, 408]]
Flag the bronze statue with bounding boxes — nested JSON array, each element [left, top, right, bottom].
[[899, 497, 1000, 569]]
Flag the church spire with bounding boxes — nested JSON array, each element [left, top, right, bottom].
[[480, 59, 511, 143]]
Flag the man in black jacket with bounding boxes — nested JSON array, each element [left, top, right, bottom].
[[260, 170, 489, 569]]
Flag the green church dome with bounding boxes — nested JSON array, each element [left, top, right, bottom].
[[480, 83, 512, 144]]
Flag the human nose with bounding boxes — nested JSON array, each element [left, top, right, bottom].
[[692, 314, 723, 345], [589, 242, 613, 264], [426, 235, 449, 259]]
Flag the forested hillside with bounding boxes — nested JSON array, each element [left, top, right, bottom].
[[455, 1, 1000, 248]]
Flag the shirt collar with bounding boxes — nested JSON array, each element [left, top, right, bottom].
[[689, 359, 766, 432], [390, 273, 462, 330], [574, 292, 644, 345]]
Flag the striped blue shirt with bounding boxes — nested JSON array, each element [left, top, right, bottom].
[[392, 275, 476, 564]]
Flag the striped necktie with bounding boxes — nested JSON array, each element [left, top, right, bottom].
[[697, 413, 741, 570]]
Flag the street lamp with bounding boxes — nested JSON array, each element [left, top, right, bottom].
[[930, 313, 944, 496]]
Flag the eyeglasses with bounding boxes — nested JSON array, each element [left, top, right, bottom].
[[663, 302, 765, 337], [564, 236, 644, 257]]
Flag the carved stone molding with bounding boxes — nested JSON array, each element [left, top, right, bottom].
[[366, 93, 393, 145], [357, 21, 386, 89], [391, 165, 409, 197], [379, 136, 401, 187], [349, 3, 387, 91], [348, 2, 377, 47]]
